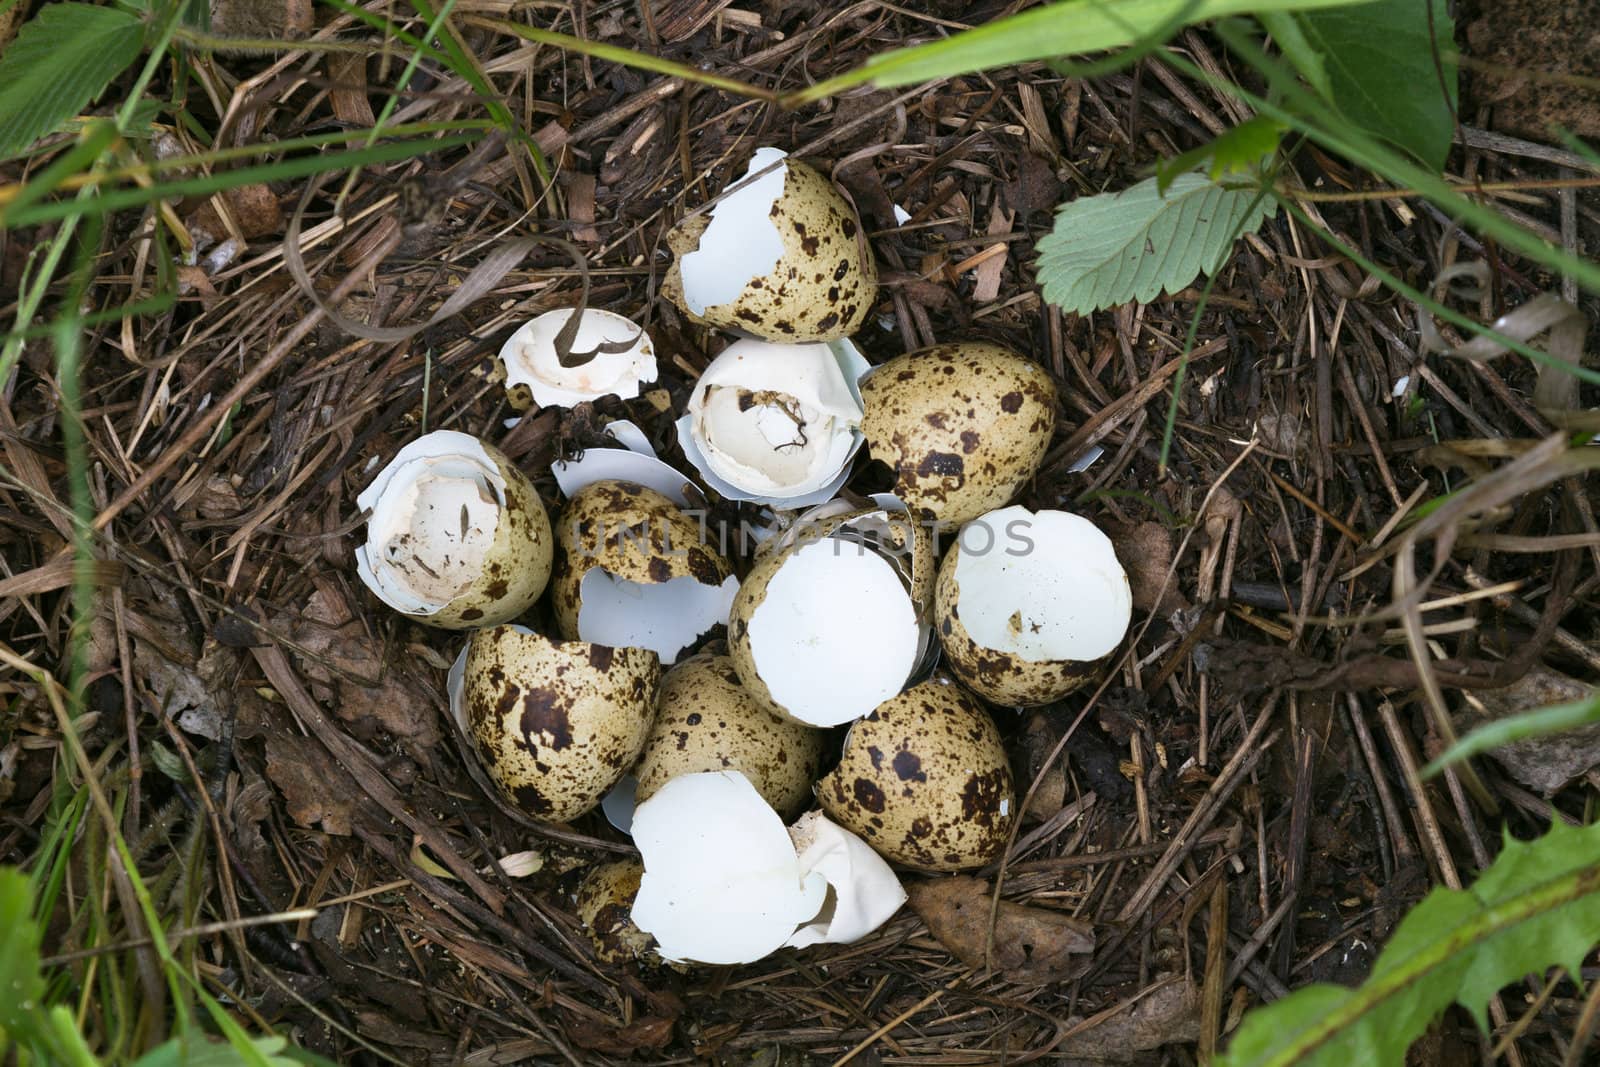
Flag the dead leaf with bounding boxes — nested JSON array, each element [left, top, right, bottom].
[[265, 731, 359, 835], [1001, 151, 1063, 217], [1056, 978, 1201, 1060], [1459, 666, 1600, 794], [1019, 709, 1068, 822], [1110, 521, 1188, 614], [1466, 1, 1600, 138], [328, 53, 375, 128], [565, 1014, 675, 1055], [209, 0, 312, 40], [906, 875, 1094, 984]]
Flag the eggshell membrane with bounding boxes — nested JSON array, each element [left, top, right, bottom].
[[551, 419, 696, 506], [634, 652, 824, 817], [355, 431, 551, 629], [575, 859, 659, 964], [860, 343, 1058, 528], [817, 678, 1016, 871], [664, 149, 878, 342], [497, 307, 656, 409], [728, 534, 921, 727], [935, 507, 1132, 706], [551, 480, 736, 664], [785, 811, 907, 948], [461, 625, 659, 823]]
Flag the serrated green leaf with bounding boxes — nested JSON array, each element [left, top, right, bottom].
[[0, 868, 47, 1043], [0, 3, 146, 161], [1219, 819, 1600, 1067], [1299, 0, 1457, 168], [133, 1033, 304, 1067], [1156, 117, 1284, 193], [1036, 173, 1275, 315]]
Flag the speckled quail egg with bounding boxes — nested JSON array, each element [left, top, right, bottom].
[[355, 430, 551, 629], [728, 504, 934, 727], [817, 677, 1016, 871], [497, 307, 656, 410], [935, 506, 1131, 706], [551, 480, 737, 665], [859, 343, 1058, 528], [634, 651, 825, 818], [452, 625, 659, 823], [662, 147, 877, 342], [575, 859, 660, 965]]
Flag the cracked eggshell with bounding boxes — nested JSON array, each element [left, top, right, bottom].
[[935, 506, 1131, 706], [457, 625, 659, 823], [355, 430, 551, 629], [498, 308, 656, 410], [676, 338, 870, 507], [575, 860, 661, 965], [630, 770, 827, 965], [551, 419, 697, 506], [785, 811, 906, 949], [634, 652, 824, 818], [860, 343, 1058, 528], [551, 480, 737, 665], [663, 147, 877, 342], [817, 678, 1016, 872], [728, 519, 925, 727]]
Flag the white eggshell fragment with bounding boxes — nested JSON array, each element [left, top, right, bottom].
[[936, 506, 1132, 706], [552, 480, 737, 665], [551, 419, 697, 506], [355, 430, 551, 629], [729, 520, 924, 728], [630, 771, 827, 965], [676, 338, 870, 506], [664, 147, 877, 342], [498, 307, 656, 409], [784, 811, 906, 949]]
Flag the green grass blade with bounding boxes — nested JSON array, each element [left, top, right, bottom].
[[1421, 695, 1600, 780]]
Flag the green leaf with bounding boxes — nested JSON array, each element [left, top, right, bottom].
[[1218, 819, 1600, 1067], [0, 3, 146, 161], [1299, 0, 1457, 168], [0, 868, 46, 1043], [133, 1033, 304, 1067], [1258, 11, 1331, 99], [1156, 117, 1284, 193], [1421, 695, 1600, 780], [1036, 173, 1275, 315], [786, 0, 1373, 103]]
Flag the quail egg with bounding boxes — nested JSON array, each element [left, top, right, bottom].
[[663, 147, 877, 342], [497, 307, 656, 410], [355, 430, 552, 629], [575, 860, 660, 965], [935, 506, 1131, 706], [817, 678, 1016, 871], [860, 343, 1057, 527]]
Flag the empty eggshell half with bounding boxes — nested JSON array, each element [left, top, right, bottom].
[[860, 343, 1058, 528], [498, 307, 656, 410], [634, 651, 825, 818], [935, 506, 1132, 706], [663, 147, 877, 342], [551, 480, 737, 665], [784, 810, 906, 949], [450, 625, 659, 823], [677, 338, 870, 507], [819, 677, 1016, 871], [551, 419, 698, 506], [630, 770, 827, 965], [728, 509, 928, 727], [355, 430, 551, 629]]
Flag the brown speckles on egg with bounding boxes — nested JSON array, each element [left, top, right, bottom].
[[633, 652, 823, 817], [463, 626, 659, 823], [859, 343, 1059, 528], [575, 860, 659, 965], [817, 680, 1015, 871]]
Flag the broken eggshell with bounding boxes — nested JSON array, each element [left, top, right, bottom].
[[818, 677, 1016, 872], [448, 625, 659, 823], [728, 505, 931, 728], [676, 338, 870, 507], [575, 859, 661, 965], [355, 430, 551, 629], [935, 506, 1132, 706], [633, 651, 825, 818], [630, 770, 827, 965], [784, 810, 906, 949], [551, 480, 737, 665], [860, 342, 1058, 528], [663, 147, 877, 342], [550, 419, 697, 506], [498, 307, 656, 410]]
